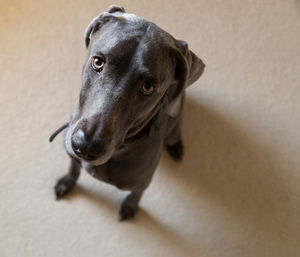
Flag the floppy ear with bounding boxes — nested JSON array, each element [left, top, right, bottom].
[[106, 5, 125, 13], [84, 5, 125, 48], [166, 40, 205, 117], [174, 40, 205, 89]]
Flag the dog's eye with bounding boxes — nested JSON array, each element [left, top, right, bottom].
[[91, 56, 105, 72], [140, 84, 154, 95]]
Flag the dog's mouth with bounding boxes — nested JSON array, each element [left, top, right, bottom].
[[119, 102, 162, 147]]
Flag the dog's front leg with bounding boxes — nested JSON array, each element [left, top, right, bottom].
[[55, 157, 81, 199], [119, 190, 144, 221]]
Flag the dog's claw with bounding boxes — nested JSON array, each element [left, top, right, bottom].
[[165, 140, 184, 161], [119, 205, 137, 221], [54, 175, 75, 199]]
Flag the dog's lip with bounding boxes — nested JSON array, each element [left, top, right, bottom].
[[125, 123, 144, 139], [124, 103, 161, 140], [80, 158, 108, 166]]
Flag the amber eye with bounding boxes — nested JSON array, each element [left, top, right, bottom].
[[91, 56, 105, 71], [140, 84, 154, 95]]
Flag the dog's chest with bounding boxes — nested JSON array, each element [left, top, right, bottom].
[[81, 161, 109, 182], [81, 160, 142, 191]]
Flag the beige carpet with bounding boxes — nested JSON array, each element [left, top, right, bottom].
[[0, 0, 300, 256]]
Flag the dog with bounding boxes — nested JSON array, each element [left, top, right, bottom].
[[50, 5, 205, 221]]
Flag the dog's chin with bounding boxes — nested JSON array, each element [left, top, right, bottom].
[[66, 148, 113, 166], [79, 157, 108, 166], [66, 143, 114, 166]]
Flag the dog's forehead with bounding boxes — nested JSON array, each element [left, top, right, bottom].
[[91, 11, 170, 54], [112, 12, 143, 23]]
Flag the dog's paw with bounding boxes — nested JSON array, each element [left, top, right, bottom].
[[165, 140, 184, 161], [54, 175, 75, 200], [119, 205, 138, 221]]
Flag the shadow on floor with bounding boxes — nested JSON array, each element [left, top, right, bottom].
[[161, 97, 298, 252]]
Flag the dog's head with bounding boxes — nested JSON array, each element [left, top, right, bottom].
[[64, 6, 205, 165]]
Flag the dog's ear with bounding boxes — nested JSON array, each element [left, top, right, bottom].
[[84, 5, 126, 48], [166, 40, 205, 117], [84, 17, 101, 48], [106, 5, 125, 14], [174, 40, 205, 90]]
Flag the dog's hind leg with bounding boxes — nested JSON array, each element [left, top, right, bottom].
[[119, 190, 144, 221], [55, 158, 81, 199]]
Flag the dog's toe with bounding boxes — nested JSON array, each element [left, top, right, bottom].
[[165, 140, 184, 161], [119, 205, 137, 221], [54, 175, 75, 200]]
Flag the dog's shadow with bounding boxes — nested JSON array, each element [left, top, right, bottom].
[[67, 96, 297, 255], [160, 97, 298, 252]]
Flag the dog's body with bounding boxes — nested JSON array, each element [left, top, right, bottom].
[[52, 6, 205, 220]]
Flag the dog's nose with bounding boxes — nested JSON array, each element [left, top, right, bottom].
[[71, 129, 88, 157], [71, 129, 106, 160]]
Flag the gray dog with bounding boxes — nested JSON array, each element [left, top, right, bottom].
[[50, 5, 205, 220]]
